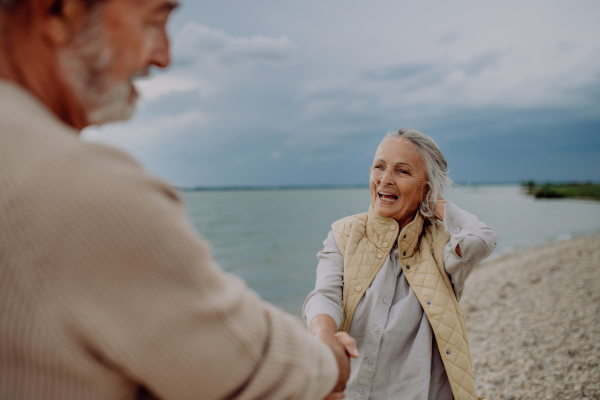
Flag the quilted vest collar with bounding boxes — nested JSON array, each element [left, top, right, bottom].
[[367, 206, 423, 260]]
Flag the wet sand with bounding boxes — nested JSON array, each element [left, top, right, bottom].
[[463, 234, 600, 399]]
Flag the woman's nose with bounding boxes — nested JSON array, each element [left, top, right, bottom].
[[380, 170, 394, 185]]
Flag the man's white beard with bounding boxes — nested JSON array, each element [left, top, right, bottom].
[[58, 14, 144, 126]]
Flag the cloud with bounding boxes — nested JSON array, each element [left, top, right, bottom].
[[440, 33, 460, 45], [135, 73, 214, 102], [174, 23, 295, 68], [83, 110, 214, 149], [270, 151, 282, 159], [363, 63, 433, 81], [461, 50, 509, 76], [557, 41, 576, 52]]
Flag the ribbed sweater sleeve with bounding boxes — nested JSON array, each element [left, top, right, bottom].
[[0, 80, 338, 400]]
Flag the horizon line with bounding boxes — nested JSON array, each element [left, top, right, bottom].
[[177, 180, 599, 192], [177, 181, 521, 192]]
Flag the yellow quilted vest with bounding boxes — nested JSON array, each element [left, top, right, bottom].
[[332, 206, 487, 400]]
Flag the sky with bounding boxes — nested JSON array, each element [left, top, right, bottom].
[[83, 0, 600, 187]]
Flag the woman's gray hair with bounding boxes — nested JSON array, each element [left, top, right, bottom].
[[384, 128, 452, 220]]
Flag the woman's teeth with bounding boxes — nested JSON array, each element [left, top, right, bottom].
[[378, 192, 398, 202]]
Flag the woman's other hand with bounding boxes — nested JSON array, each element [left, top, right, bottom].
[[435, 197, 447, 221]]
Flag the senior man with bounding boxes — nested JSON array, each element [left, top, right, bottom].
[[0, 0, 356, 399]]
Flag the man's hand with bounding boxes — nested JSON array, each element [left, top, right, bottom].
[[310, 315, 358, 399]]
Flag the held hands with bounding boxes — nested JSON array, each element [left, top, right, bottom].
[[311, 315, 359, 400], [324, 331, 358, 400]]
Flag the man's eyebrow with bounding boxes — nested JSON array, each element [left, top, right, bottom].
[[394, 162, 414, 170]]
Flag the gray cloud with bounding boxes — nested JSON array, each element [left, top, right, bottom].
[[462, 50, 509, 76], [358, 62, 450, 94], [557, 41, 579, 53], [562, 75, 600, 104], [174, 23, 295, 68], [440, 32, 460, 45], [363, 63, 433, 81]]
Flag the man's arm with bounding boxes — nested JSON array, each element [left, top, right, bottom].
[[42, 144, 344, 400]]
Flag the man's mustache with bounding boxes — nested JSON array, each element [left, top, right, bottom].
[[132, 67, 150, 80]]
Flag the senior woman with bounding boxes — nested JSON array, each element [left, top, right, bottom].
[[303, 128, 496, 400]]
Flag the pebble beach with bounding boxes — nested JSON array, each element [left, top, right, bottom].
[[463, 234, 600, 399]]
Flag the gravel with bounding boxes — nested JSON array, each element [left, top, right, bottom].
[[462, 234, 600, 400]]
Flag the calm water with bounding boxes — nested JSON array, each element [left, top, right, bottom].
[[182, 185, 600, 316]]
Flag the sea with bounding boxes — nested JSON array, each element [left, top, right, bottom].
[[182, 184, 600, 317]]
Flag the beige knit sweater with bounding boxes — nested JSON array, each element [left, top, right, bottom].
[[0, 79, 338, 400]]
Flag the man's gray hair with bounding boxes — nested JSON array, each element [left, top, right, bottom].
[[384, 128, 452, 220]]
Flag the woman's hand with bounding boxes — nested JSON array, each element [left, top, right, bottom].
[[435, 197, 447, 221], [333, 331, 359, 358], [311, 315, 359, 399], [322, 391, 347, 400], [319, 332, 357, 400]]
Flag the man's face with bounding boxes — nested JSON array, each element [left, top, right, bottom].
[[59, 0, 177, 125]]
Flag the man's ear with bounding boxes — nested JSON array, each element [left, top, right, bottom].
[[38, 0, 88, 46]]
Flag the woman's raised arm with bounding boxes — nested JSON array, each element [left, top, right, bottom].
[[442, 202, 497, 301]]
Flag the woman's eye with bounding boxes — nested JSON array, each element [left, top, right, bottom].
[[373, 165, 384, 170]]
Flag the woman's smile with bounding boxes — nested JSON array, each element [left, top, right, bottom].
[[377, 190, 399, 203]]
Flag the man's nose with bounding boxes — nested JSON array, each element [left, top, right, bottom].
[[150, 29, 171, 68]]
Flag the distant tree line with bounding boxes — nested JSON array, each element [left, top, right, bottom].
[[521, 181, 600, 200]]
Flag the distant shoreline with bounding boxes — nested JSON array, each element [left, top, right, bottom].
[[179, 181, 600, 192], [177, 181, 523, 192], [521, 181, 600, 201], [178, 184, 369, 192]]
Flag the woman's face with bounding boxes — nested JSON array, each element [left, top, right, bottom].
[[370, 138, 429, 223]]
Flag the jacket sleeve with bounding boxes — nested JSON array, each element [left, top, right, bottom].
[[45, 145, 338, 400], [303, 231, 345, 330], [442, 202, 497, 301]]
